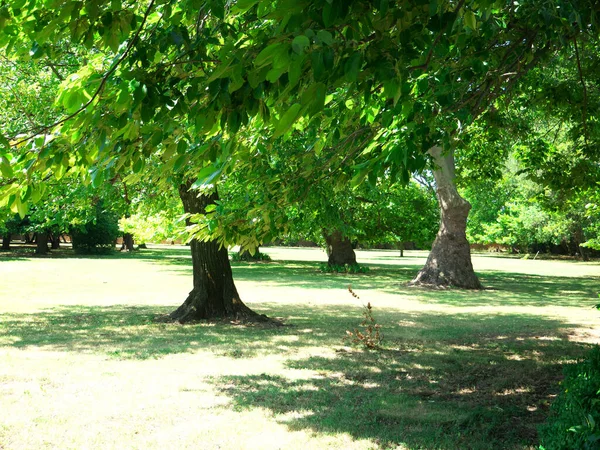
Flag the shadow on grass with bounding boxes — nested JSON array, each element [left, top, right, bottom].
[[0, 299, 592, 447], [210, 310, 590, 449]]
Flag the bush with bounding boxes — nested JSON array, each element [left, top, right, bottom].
[[539, 346, 600, 450], [319, 263, 370, 274], [231, 250, 272, 262], [71, 203, 120, 254]]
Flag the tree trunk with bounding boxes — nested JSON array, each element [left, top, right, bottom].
[[410, 146, 482, 289], [2, 234, 10, 250], [399, 242, 404, 257], [169, 184, 263, 323], [36, 231, 49, 255], [573, 224, 590, 262], [120, 233, 135, 252], [51, 234, 61, 250], [324, 231, 357, 266]]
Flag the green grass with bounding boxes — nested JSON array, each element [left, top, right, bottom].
[[0, 246, 599, 449]]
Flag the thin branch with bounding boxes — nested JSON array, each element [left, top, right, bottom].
[[45, 59, 65, 81], [11, 0, 157, 148]]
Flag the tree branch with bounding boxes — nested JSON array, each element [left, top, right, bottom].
[[11, 0, 157, 148]]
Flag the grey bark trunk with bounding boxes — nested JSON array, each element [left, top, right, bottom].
[[2, 234, 10, 250], [36, 231, 49, 255], [324, 231, 357, 266], [410, 146, 482, 289], [169, 183, 264, 323]]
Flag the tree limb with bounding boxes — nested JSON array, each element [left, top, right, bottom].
[[11, 0, 157, 148]]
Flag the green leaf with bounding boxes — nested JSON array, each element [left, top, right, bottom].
[[464, 10, 477, 30], [288, 55, 305, 87], [90, 168, 105, 188], [190, 165, 224, 189], [0, 157, 13, 178], [0, 134, 9, 148], [317, 30, 334, 46], [255, 43, 283, 68], [133, 158, 143, 173], [344, 52, 361, 82], [274, 103, 302, 138], [13, 194, 27, 218], [292, 35, 310, 54], [233, 0, 259, 13], [310, 83, 327, 115], [173, 154, 188, 172]]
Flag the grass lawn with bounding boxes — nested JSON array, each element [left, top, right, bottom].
[[0, 246, 599, 449]]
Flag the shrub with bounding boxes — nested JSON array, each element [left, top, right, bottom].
[[231, 250, 272, 262], [319, 263, 370, 274], [71, 203, 120, 254], [539, 346, 600, 450]]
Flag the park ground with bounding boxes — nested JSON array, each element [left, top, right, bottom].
[[0, 246, 599, 449]]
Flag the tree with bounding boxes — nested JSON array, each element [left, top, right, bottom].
[[1, 0, 598, 300], [172, 182, 263, 322]]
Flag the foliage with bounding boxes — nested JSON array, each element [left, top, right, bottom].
[[71, 202, 120, 254], [344, 287, 382, 349], [0, 0, 596, 236], [231, 250, 272, 262], [120, 211, 184, 245], [539, 346, 600, 450], [462, 155, 597, 254]]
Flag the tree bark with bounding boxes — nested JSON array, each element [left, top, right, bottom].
[[324, 230, 357, 266], [120, 233, 135, 252], [35, 231, 49, 255], [2, 234, 10, 250], [169, 184, 263, 323], [410, 146, 482, 289], [573, 224, 590, 262], [51, 234, 61, 250]]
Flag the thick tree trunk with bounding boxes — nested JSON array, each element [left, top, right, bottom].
[[410, 146, 482, 289], [35, 231, 49, 255], [2, 234, 10, 250], [51, 234, 61, 250], [169, 184, 263, 323], [120, 233, 135, 252], [324, 231, 357, 266]]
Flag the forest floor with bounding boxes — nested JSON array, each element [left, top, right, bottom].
[[0, 246, 599, 449]]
